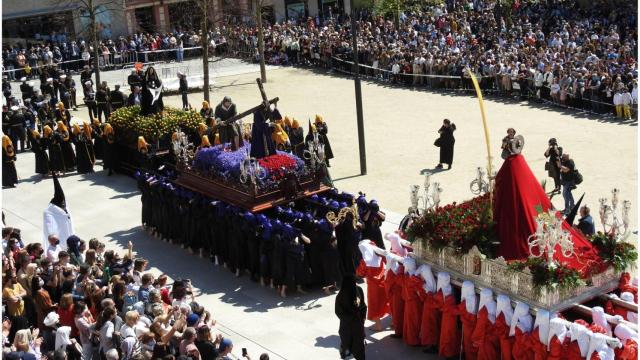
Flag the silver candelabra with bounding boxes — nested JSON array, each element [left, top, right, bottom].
[[409, 173, 443, 213], [172, 128, 193, 166], [239, 147, 267, 185], [599, 189, 631, 237], [470, 166, 490, 195], [527, 211, 575, 267]]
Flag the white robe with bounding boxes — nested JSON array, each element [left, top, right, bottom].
[[43, 203, 74, 250]]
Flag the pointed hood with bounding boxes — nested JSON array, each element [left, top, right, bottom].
[[50, 173, 67, 212], [566, 193, 585, 226]]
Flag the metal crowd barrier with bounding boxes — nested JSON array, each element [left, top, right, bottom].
[[328, 56, 633, 118], [2, 46, 204, 78]]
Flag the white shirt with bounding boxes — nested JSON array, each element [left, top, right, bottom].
[[391, 63, 400, 74], [631, 87, 637, 104], [613, 93, 622, 106], [47, 243, 63, 262], [621, 92, 632, 105]]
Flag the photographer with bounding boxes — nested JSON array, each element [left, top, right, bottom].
[[544, 138, 563, 191], [559, 153, 576, 215]]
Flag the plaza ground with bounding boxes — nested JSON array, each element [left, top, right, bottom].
[[3, 60, 637, 359]]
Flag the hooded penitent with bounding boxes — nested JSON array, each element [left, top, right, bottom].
[[355, 240, 389, 322], [43, 174, 74, 250], [138, 136, 149, 152], [437, 271, 461, 358], [272, 124, 289, 147], [200, 135, 211, 148], [43, 125, 53, 138], [459, 280, 478, 360], [3, 135, 15, 157]]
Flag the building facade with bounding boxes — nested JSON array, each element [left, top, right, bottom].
[[2, 0, 127, 44], [257, 0, 352, 24], [2, 0, 354, 44]]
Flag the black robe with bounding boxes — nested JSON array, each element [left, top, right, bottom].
[[250, 111, 276, 158], [316, 122, 334, 160], [58, 132, 76, 170], [244, 216, 260, 280], [46, 135, 66, 172], [102, 134, 117, 172], [73, 134, 95, 174], [335, 215, 361, 276], [312, 227, 340, 287], [2, 147, 18, 187], [285, 236, 310, 288], [30, 135, 50, 175], [214, 103, 238, 145], [335, 276, 366, 360], [289, 127, 304, 158], [271, 233, 286, 287], [363, 214, 385, 250], [92, 126, 104, 160], [437, 124, 455, 165]]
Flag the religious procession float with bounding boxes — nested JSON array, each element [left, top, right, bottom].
[[114, 67, 637, 357]]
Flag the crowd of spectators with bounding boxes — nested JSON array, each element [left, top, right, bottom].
[[3, 0, 638, 116], [225, 0, 638, 115], [2, 31, 228, 80], [1, 225, 264, 360]]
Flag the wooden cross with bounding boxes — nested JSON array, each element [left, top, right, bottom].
[[221, 78, 279, 124]]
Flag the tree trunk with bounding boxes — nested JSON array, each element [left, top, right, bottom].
[[202, 0, 210, 101], [256, 2, 266, 83], [89, 0, 101, 85]]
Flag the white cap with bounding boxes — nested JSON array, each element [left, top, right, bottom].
[[496, 294, 513, 325], [60, 75, 66, 79], [436, 271, 452, 297], [46, 78, 53, 82], [417, 264, 436, 294], [357, 240, 382, 268], [10, 106, 19, 111], [461, 281, 477, 315], [548, 318, 568, 350], [533, 309, 551, 346], [44, 311, 60, 327], [20, 77, 26, 82], [509, 301, 533, 336]]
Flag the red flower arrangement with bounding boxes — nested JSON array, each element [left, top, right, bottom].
[[407, 193, 499, 257], [258, 154, 297, 180]]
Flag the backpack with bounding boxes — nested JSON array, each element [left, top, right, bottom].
[[573, 169, 583, 185]]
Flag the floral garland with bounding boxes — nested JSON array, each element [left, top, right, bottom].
[[406, 193, 499, 257], [506, 258, 585, 293], [108, 106, 201, 141], [590, 232, 638, 272]]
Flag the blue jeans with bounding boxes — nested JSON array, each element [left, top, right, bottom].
[[562, 180, 575, 213]]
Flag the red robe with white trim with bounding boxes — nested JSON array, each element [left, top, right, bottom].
[[494, 313, 513, 360], [384, 267, 404, 336], [419, 288, 440, 346], [471, 306, 499, 360], [356, 260, 389, 321], [437, 290, 461, 358], [528, 327, 548, 360], [615, 339, 638, 360], [401, 274, 423, 345], [512, 327, 534, 360], [458, 300, 477, 360], [547, 335, 569, 360], [565, 340, 585, 360]]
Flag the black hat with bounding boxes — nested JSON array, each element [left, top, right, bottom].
[[50, 173, 67, 212]]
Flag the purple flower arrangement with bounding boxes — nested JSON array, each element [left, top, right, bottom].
[[192, 142, 307, 191]]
